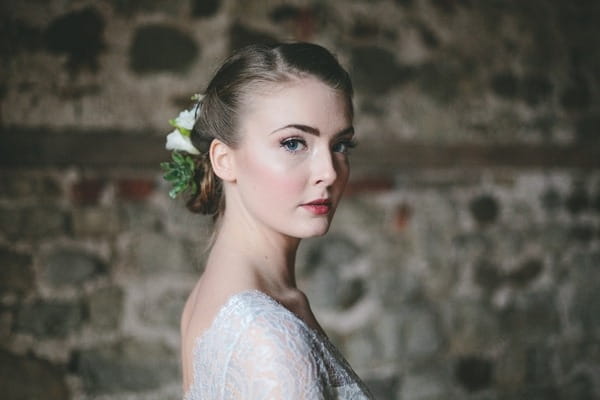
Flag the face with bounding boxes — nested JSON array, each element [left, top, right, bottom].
[[229, 77, 354, 239]]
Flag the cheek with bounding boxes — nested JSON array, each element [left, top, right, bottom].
[[240, 150, 306, 200]]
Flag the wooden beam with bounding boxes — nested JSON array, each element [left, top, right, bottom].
[[1, 128, 598, 171]]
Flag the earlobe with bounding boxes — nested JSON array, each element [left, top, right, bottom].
[[209, 139, 236, 182]]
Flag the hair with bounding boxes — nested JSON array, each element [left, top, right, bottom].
[[186, 42, 354, 219]]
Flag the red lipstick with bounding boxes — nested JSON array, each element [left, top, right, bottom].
[[301, 199, 332, 215]]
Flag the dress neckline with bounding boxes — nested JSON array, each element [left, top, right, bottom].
[[199, 289, 327, 343], [183, 289, 329, 399]]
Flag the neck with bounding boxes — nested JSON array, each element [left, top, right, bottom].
[[206, 207, 301, 293]]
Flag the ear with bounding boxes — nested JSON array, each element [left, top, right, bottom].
[[209, 139, 236, 182]]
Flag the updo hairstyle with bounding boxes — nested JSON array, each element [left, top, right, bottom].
[[187, 42, 353, 219]]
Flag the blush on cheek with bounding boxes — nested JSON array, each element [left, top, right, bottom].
[[242, 151, 306, 205]]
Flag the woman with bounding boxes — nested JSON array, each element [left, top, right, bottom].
[[163, 42, 373, 399]]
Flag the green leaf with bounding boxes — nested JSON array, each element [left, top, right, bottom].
[[161, 151, 197, 199], [177, 127, 191, 137]]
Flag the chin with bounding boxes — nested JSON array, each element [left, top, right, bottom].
[[292, 220, 332, 239]]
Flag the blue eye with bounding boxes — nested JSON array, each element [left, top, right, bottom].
[[281, 138, 306, 153], [333, 139, 357, 154]]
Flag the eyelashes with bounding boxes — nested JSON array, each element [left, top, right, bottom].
[[280, 136, 358, 155], [281, 137, 306, 153], [333, 138, 358, 154]]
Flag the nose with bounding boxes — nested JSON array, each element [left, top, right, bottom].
[[313, 149, 338, 187]]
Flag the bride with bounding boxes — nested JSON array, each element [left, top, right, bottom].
[[162, 42, 373, 399]]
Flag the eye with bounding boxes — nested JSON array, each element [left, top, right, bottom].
[[281, 137, 307, 153], [332, 139, 357, 154]]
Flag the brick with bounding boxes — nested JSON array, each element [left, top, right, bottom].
[[117, 178, 154, 202], [71, 178, 105, 205]]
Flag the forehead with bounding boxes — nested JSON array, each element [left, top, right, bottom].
[[239, 78, 352, 135]]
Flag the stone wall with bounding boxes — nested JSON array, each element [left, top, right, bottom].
[[1, 1, 599, 399]]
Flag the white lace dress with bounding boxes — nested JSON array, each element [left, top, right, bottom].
[[184, 290, 374, 399]]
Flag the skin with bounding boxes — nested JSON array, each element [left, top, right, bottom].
[[180, 77, 354, 392]]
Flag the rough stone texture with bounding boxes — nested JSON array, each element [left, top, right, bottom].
[[71, 207, 120, 237], [1, 1, 600, 399], [0, 350, 70, 400], [132, 232, 194, 274], [87, 285, 124, 331], [351, 45, 414, 94], [0, 173, 61, 199], [0, 206, 67, 240], [229, 22, 278, 52], [44, 6, 105, 73], [0, 247, 33, 294], [71, 338, 178, 394], [191, 0, 221, 18], [130, 24, 199, 74], [41, 247, 106, 287], [15, 299, 83, 338]]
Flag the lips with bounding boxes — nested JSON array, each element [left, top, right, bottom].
[[301, 199, 332, 215]]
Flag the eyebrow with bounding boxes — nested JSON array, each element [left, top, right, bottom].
[[270, 124, 354, 137]]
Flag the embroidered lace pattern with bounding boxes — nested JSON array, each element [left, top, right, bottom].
[[184, 290, 374, 399]]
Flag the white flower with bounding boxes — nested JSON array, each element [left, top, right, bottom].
[[165, 129, 200, 154], [172, 109, 196, 131]]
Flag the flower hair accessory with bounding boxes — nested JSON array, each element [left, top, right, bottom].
[[161, 94, 204, 199]]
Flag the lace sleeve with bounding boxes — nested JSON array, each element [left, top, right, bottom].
[[224, 311, 329, 399], [185, 291, 373, 400]]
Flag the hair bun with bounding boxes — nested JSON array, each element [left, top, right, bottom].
[[186, 153, 223, 217]]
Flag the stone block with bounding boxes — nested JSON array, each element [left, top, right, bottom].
[[0, 173, 61, 199], [41, 247, 106, 287], [500, 291, 560, 340], [72, 207, 120, 236], [569, 252, 600, 334], [229, 22, 278, 52], [0, 350, 69, 400], [119, 203, 162, 231], [87, 286, 124, 330], [45, 6, 106, 73], [133, 232, 194, 274], [15, 299, 83, 338], [0, 206, 67, 240], [191, 0, 220, 17], [24, 207, 68, 238], [401, 370, 448, 400], [403, 308, 442, 359], [559, 373, 596, 400], [71, 338, 178, 394], [301, 235, 365, 309], [140, 288, 186, 328], [469, 194, 500, 225], [130, 24, 199, 74], [110, 0, 185, 16], [454, 356, 494, 392], [0, 207, 22, 239], [0, 247, 33, 294], [506, 258, 544, 288], [363, 375, 399, 399], [351, 45, 414, 94]]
